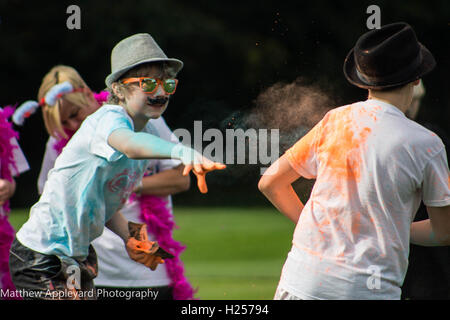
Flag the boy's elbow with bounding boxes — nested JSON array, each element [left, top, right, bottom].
[[121, 146, 140, 159], [428, 205, 450, 246], [258, 175, 272, 194]]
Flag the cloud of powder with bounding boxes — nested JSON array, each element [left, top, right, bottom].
[[215, 78, 335, 187], [244, 77, 335, 152]]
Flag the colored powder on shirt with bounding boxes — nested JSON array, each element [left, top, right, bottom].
[[317, 106, 376, 183]]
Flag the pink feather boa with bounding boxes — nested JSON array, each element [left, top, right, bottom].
[[138, 194, 196, 300], [0, 215, 16, 298], [52, 91, 195, 299], [93, 91, 109, 105], [52, 128, 75, 154], [0, 106, 20, 298], [0, 106, 19, 212]]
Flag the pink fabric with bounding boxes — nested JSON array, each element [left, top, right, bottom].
[[0, 106, 20, 299], [52, 128, 75, 154], [138, 194, 196, 300], [0, 106, 19, 213], [0, 216, 18, 298], [93, 91, 109, 105]]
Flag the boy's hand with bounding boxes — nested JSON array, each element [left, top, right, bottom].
[[182, 157, 226, 193], [126, 237, 164, 270], [175, 146, 226, 193], [125, 222, 165, 270]]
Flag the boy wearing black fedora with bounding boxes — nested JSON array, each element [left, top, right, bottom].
[[9, 33, 225, 299], [259, 22, 450, 300]]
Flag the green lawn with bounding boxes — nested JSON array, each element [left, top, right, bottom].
[[9, 207, 294, 300]]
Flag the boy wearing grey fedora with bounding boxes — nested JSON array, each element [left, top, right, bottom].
[[259, 22, 450, 300], [10, 33, 225, 299]]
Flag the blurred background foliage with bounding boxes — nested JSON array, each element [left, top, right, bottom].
[[1, 0, 448, 208]]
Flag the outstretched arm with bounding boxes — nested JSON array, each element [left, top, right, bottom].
[[410, 205, 450, 246], [108, 128, 191, 161], [258, 155, 304, 223], [108, 128, 225, 193]]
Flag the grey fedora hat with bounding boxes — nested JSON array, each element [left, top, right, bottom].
[[105, 33, 183, 88]]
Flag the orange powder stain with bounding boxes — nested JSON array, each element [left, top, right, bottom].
[[317, 106, 376, 252], [350, 212, 362, 236], [317, 106, 373, 183], [293, 104, 383, 259]]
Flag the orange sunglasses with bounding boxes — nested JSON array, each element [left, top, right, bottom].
[[121, 77, 178, 95]]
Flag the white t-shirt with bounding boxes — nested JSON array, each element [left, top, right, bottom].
[[17, 105, 154, 259], [92, 117, 182, 288], [279, 99, 450, 300], [37, 115, 181, 287], [37, 136, 59, 195]]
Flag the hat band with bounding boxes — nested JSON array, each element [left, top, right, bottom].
[[356, 51, 422, 86]]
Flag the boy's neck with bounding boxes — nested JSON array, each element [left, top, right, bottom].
[[119, 103, 148, 132], [368, 85, 414, 114], [132, 118, 147, 132]]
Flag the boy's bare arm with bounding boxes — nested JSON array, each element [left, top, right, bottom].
[[134, 165, 190, 197], [258, 155, 304, 223], [105, 210, 129, 241], [410, 205, 450, 246], [108, 128, 225, 193], [107, 128, 185, 160]]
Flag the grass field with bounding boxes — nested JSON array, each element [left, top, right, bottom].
[[9, 206, 294, 300]]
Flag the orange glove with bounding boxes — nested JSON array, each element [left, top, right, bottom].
[[183, 161, 226, 193], [125, 222, 165, 270]]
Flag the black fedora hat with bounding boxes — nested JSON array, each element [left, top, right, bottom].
[[344, 22, 436, 89]]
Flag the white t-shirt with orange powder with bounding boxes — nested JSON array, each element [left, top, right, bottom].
[[278, 99, 450, 300]]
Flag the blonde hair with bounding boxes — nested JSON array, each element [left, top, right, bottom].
[[38, 65, 93, 139]]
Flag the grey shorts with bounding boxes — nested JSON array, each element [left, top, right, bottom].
[[9, 238, 98, 300]]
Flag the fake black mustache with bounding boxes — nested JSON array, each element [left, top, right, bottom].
[[147, 96, 169, 105]]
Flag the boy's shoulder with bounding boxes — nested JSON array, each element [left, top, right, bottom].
[[403, 119, 446, 156], [323, 100, 445, 150], [86, 104, 131, 123], [75, 104, 134, 137], [92, 104, 126, 116]]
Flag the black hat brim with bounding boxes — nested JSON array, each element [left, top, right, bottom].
[[343, 42, 436, 90]]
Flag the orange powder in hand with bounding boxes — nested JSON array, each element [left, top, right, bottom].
[[128, 237, 156, 254]]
